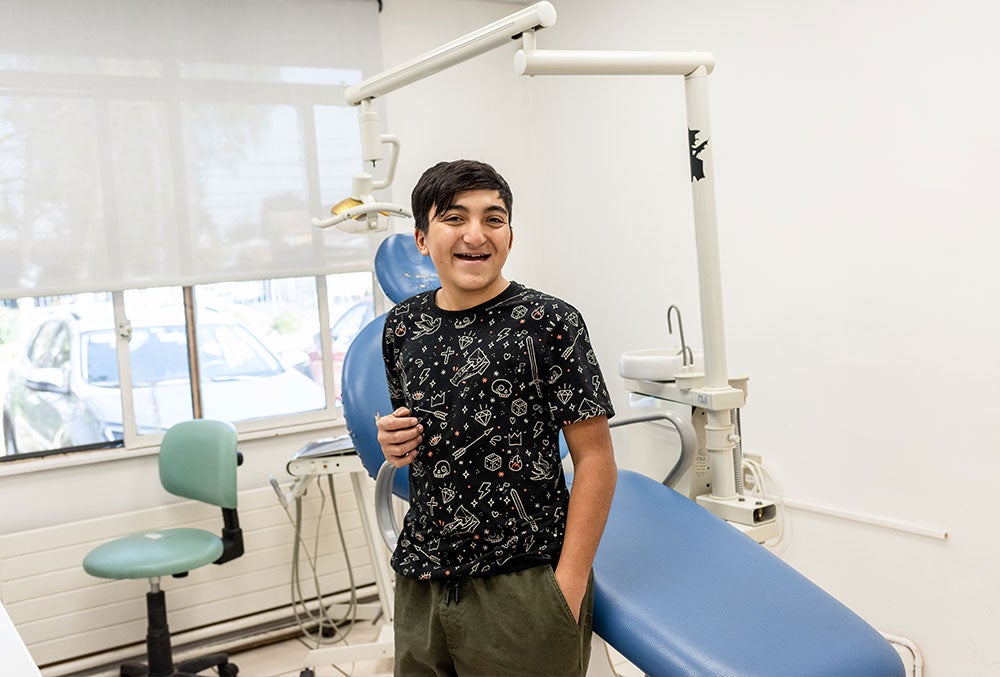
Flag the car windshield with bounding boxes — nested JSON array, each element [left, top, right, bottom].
[[83, 323, 283, 387]]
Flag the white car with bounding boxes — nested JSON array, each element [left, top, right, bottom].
[[3, 308, 326, 455]]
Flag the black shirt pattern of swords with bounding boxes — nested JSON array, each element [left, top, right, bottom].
[[383, 281, 615, 582]]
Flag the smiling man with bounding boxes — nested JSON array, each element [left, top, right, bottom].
[[376, 160, 617, 676]]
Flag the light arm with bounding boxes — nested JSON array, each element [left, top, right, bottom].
[[345, 1, 557, 105]]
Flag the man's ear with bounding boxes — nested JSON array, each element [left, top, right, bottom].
[[414, 228, 429, 255]]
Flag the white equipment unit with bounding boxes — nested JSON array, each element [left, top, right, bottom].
[[282, 436, 396, 672]]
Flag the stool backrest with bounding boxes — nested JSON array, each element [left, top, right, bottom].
[[159, 419, 239, 509]]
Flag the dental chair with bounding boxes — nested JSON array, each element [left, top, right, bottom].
[[83, 419, 244, 677], [342, 233, 904, 676]]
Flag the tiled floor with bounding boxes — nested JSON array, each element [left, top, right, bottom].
[[226, 622, 643, 677]]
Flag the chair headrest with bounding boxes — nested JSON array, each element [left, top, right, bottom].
[[375, 233, 440, 303]]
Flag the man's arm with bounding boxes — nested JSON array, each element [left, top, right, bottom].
[[556, 414, 617, 623]]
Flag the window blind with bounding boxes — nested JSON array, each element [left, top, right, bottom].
[[0, 0, 382, 298]]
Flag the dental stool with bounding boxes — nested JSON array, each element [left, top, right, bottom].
[[83, 419, 244, 677]]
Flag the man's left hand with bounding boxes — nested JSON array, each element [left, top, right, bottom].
[[554, 566, 588, 624]]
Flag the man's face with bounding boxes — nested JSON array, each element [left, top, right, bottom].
[[415, 189, 513, 311]]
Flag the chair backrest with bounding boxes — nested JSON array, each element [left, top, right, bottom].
[[339, 234, 440, 500], [341, 313, 410, 501], [159, 419, 239, 509]]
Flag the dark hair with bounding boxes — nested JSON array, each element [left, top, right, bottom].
[[411, 160, 513, 233]]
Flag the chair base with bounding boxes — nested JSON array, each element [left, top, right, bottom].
[[119, 653, 238, 677], [121, 588, 238, 677]]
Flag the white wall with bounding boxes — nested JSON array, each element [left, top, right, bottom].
[[379, 1, 1000, 674], [0, 427, 346, 532]]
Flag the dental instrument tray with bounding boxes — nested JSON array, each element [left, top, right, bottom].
[[286, 434, 364, 477], [291, 434, 356, 460]]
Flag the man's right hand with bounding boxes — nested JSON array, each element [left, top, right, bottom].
[[376, 407, 423, 467]]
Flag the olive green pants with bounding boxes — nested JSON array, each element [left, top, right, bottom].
[[393, 565, 594, 677]]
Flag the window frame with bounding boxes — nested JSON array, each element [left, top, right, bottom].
[[113, 272, 366, 451], [0, 269, 381, 472]]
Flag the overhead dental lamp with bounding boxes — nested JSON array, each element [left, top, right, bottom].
[[311, 1, 559, 234], [311, 99, 412, 233]]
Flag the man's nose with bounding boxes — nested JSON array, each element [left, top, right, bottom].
[[463, 220, 488, 245]]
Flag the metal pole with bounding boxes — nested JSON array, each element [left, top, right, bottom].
[[684, 66, 736, 499], [183, 286, 204, 419]]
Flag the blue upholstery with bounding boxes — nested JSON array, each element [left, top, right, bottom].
[[341, 312, 410, 500], [344, 229, 903, 676], [344, 233, 437, 496], [590, 470, 903, 676], [374, 233, 440, 304]]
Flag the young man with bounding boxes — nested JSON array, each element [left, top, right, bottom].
[[376, 160, 617, 676]]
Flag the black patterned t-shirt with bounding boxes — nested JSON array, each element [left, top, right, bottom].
[[382, 281, 615, 581]]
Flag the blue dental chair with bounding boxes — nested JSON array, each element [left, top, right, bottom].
[[342, 233, 904, 676], [83, 419, 244, 677]]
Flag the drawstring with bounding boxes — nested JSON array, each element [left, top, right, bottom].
[[444, 578, 462, 605]]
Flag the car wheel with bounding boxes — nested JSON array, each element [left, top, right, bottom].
[[3, 411, 18, 455]]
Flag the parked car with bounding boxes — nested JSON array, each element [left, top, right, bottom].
[[3, 308, 326, 455], [306, 298, 375, 398]]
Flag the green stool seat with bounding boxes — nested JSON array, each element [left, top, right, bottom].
[[80, 419, 243, 677], [84, 528, 225, 580]]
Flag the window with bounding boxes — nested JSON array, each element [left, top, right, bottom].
[[2, 294, 119, 455], [0, 1, 384, 462], [2, 271, 377, 459]]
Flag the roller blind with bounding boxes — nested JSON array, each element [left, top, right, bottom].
[[0, 0, 382, 298]]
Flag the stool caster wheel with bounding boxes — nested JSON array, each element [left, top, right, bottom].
[[300, 669, 315, 677], [219, 662, 239, 677]]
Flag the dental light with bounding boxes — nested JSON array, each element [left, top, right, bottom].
[[313, 0, 770, 529], [311, 100, 411, 233], [311, 1, 557, 234]]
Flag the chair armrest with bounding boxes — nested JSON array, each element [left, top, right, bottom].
[[609, 411, 697, 488], [374, 461, 402, 551]]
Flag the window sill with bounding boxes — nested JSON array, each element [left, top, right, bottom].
[[0, 413, 348, 478]]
